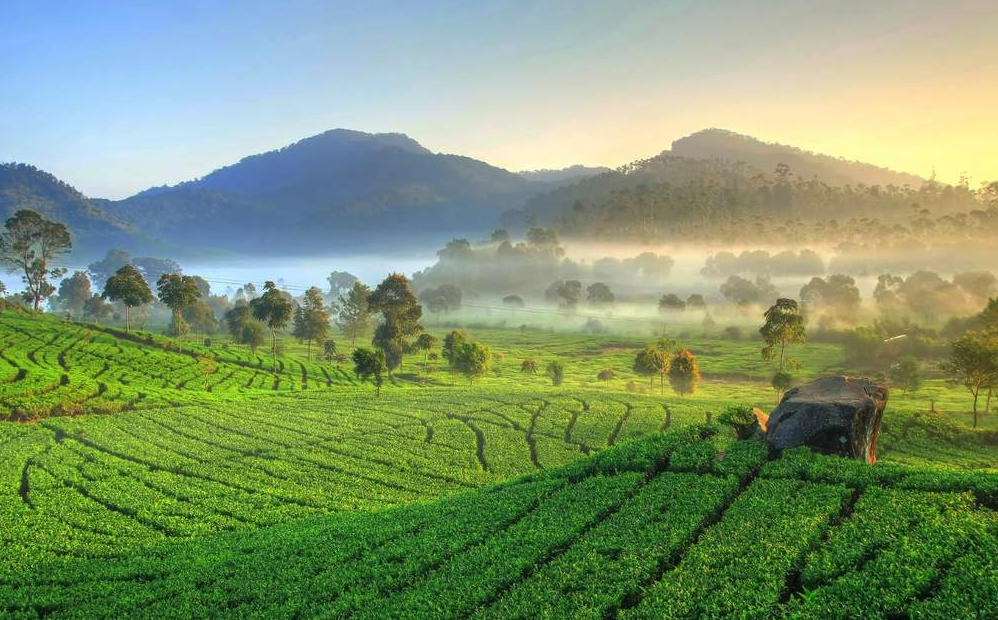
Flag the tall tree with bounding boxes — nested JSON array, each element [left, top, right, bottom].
[[327, 271, 359, 299], [760, 298, 806, 373], [336, 281, 372, 347], [0, 209, 72, 311], [183, 300, 218, 345], [414, 333, 439, 361], [889, 356, 921, 395], [157, 274, 202, 352], [56, 271, 92, 317], [102, 264, 153, 332], [368, 273, 424, 376], [87, 248, 131, 290], [352, 347, 387, 396], [942, 331, 998, 428], [292, 286, 331, 361], [224, 301, 251, 343], [250, 281, 294, 370]]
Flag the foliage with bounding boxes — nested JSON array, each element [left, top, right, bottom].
[[546, 360, 565, 386], [291, 286, 331, 360], [352, 347, 388, 396], [597, 368, 614, 383], [717, 404, 759, 439], [251, 280, 294, 367], [454, 341, 492, 383], [55, 271, 92, 316], [520, 358, 537, 374], [668, 347, 701, 396], [760, 298, 806, 373], [941, 331, 998, 426], [368, 273, 424, 374], [889, 356, 922, 394], [156, 273, 202, 352], [586, 282, 614, 306], [102, 264, 153, 331], [0, 209, 71, 311], [632, 346, 667, 393]]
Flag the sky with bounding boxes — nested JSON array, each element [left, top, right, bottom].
[[1, 0, 996, 199]]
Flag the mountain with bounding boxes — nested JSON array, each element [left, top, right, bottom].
[[102, 129, 542, 254], [0, 163, 138, 256], [517, 165, 611, 186], [671, 128, 925, 188]]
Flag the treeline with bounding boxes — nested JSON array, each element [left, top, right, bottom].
[[519, 152, 998, 247]]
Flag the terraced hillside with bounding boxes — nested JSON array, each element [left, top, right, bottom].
[[0, 314, 357, 420], [3, 428, 996, 620]]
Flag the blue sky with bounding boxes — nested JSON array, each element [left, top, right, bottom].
[[2, 0, 996, 198]]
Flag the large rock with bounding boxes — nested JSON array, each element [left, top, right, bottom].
[[764, 376, 888, 464]]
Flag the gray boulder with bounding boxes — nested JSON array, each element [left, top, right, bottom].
[[764, 376, 888, 464]]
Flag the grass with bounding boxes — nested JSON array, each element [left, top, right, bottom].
[[1, 312, 996, 619]]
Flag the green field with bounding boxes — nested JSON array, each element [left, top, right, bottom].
[[1, 313, 997, 619]]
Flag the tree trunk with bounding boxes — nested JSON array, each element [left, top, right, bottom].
[[125, 306, 131, 332], [973, 389, 980, 428], [307, 339, 312, 362], [987, 388, 993, 417]]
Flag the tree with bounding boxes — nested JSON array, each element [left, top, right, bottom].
[[157, 274, 202, 352], [133, 257, 182, 287], [183, 300, 218, 345], [686, 294, 707, 311], [941, 331, 998, 427], [546, 360, 565, 386], [197, 356, 216, 391], [889, 356, 922, 395], [190, 275, 211, 299], [353, 347, 387, 396], [251, 281, 294, 370], [442, 330, 467, 364], [419, 284, 462, 315], [224, 301, 251, 343], [82, 294, 112, 324], [323, 340, 338, 362], [668, 348, 701, 396], [771, 371, 794, 403], [102, 264, 153, 332], [414, 333, 439, 361], [56, 271, 92, 316], [87, 248, 131, 290], [292, 286, 331, 361], [587, 283, 614, 307], [633, 346, 667, 394], [502, 295, 524, 308], [327, 271, 359, 299], [718, 405, 759, 439], [597, 368, 615, 384], [368, 274, 424, 375], [336, 281, 373, 347], [658, 294, 686, 313], [760, 298, 806, 373], [521, 359, 538, 374], [454, 341, 492, 384], [799, 274, 861, 325], [241, 320, 267, 354], [545, 280, 582, 309], [0, 209, 72, 311]]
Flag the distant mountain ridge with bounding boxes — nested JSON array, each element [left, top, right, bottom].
[[517, 165, 611, 185], [670, 129, 926, 188]]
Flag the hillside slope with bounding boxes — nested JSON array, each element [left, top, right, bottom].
[[102, 129, 542, 254], [672, 128, 925, 188], [3, 426, 996, 620]]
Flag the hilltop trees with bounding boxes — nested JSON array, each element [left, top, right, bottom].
[[102, 264, 153, 332], [368, 274, 424, 376], [353, 347, 388, 396], [157, 274, 202, 352], [292, 286, 331, 361], [0, 209, 72, 311], [336, 281, 373, 347], [668, 348, 701, 396], [56, 271, 92, 317], [251, 281, 293, 369]]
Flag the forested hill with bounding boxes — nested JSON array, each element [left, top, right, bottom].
[[671, 128, 926, 188], [513, 130, 989, 244], [0, 163, 137, 251], [100, 129, 543, 254]]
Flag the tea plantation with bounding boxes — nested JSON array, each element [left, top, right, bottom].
[[1, 314, 997, 619]]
